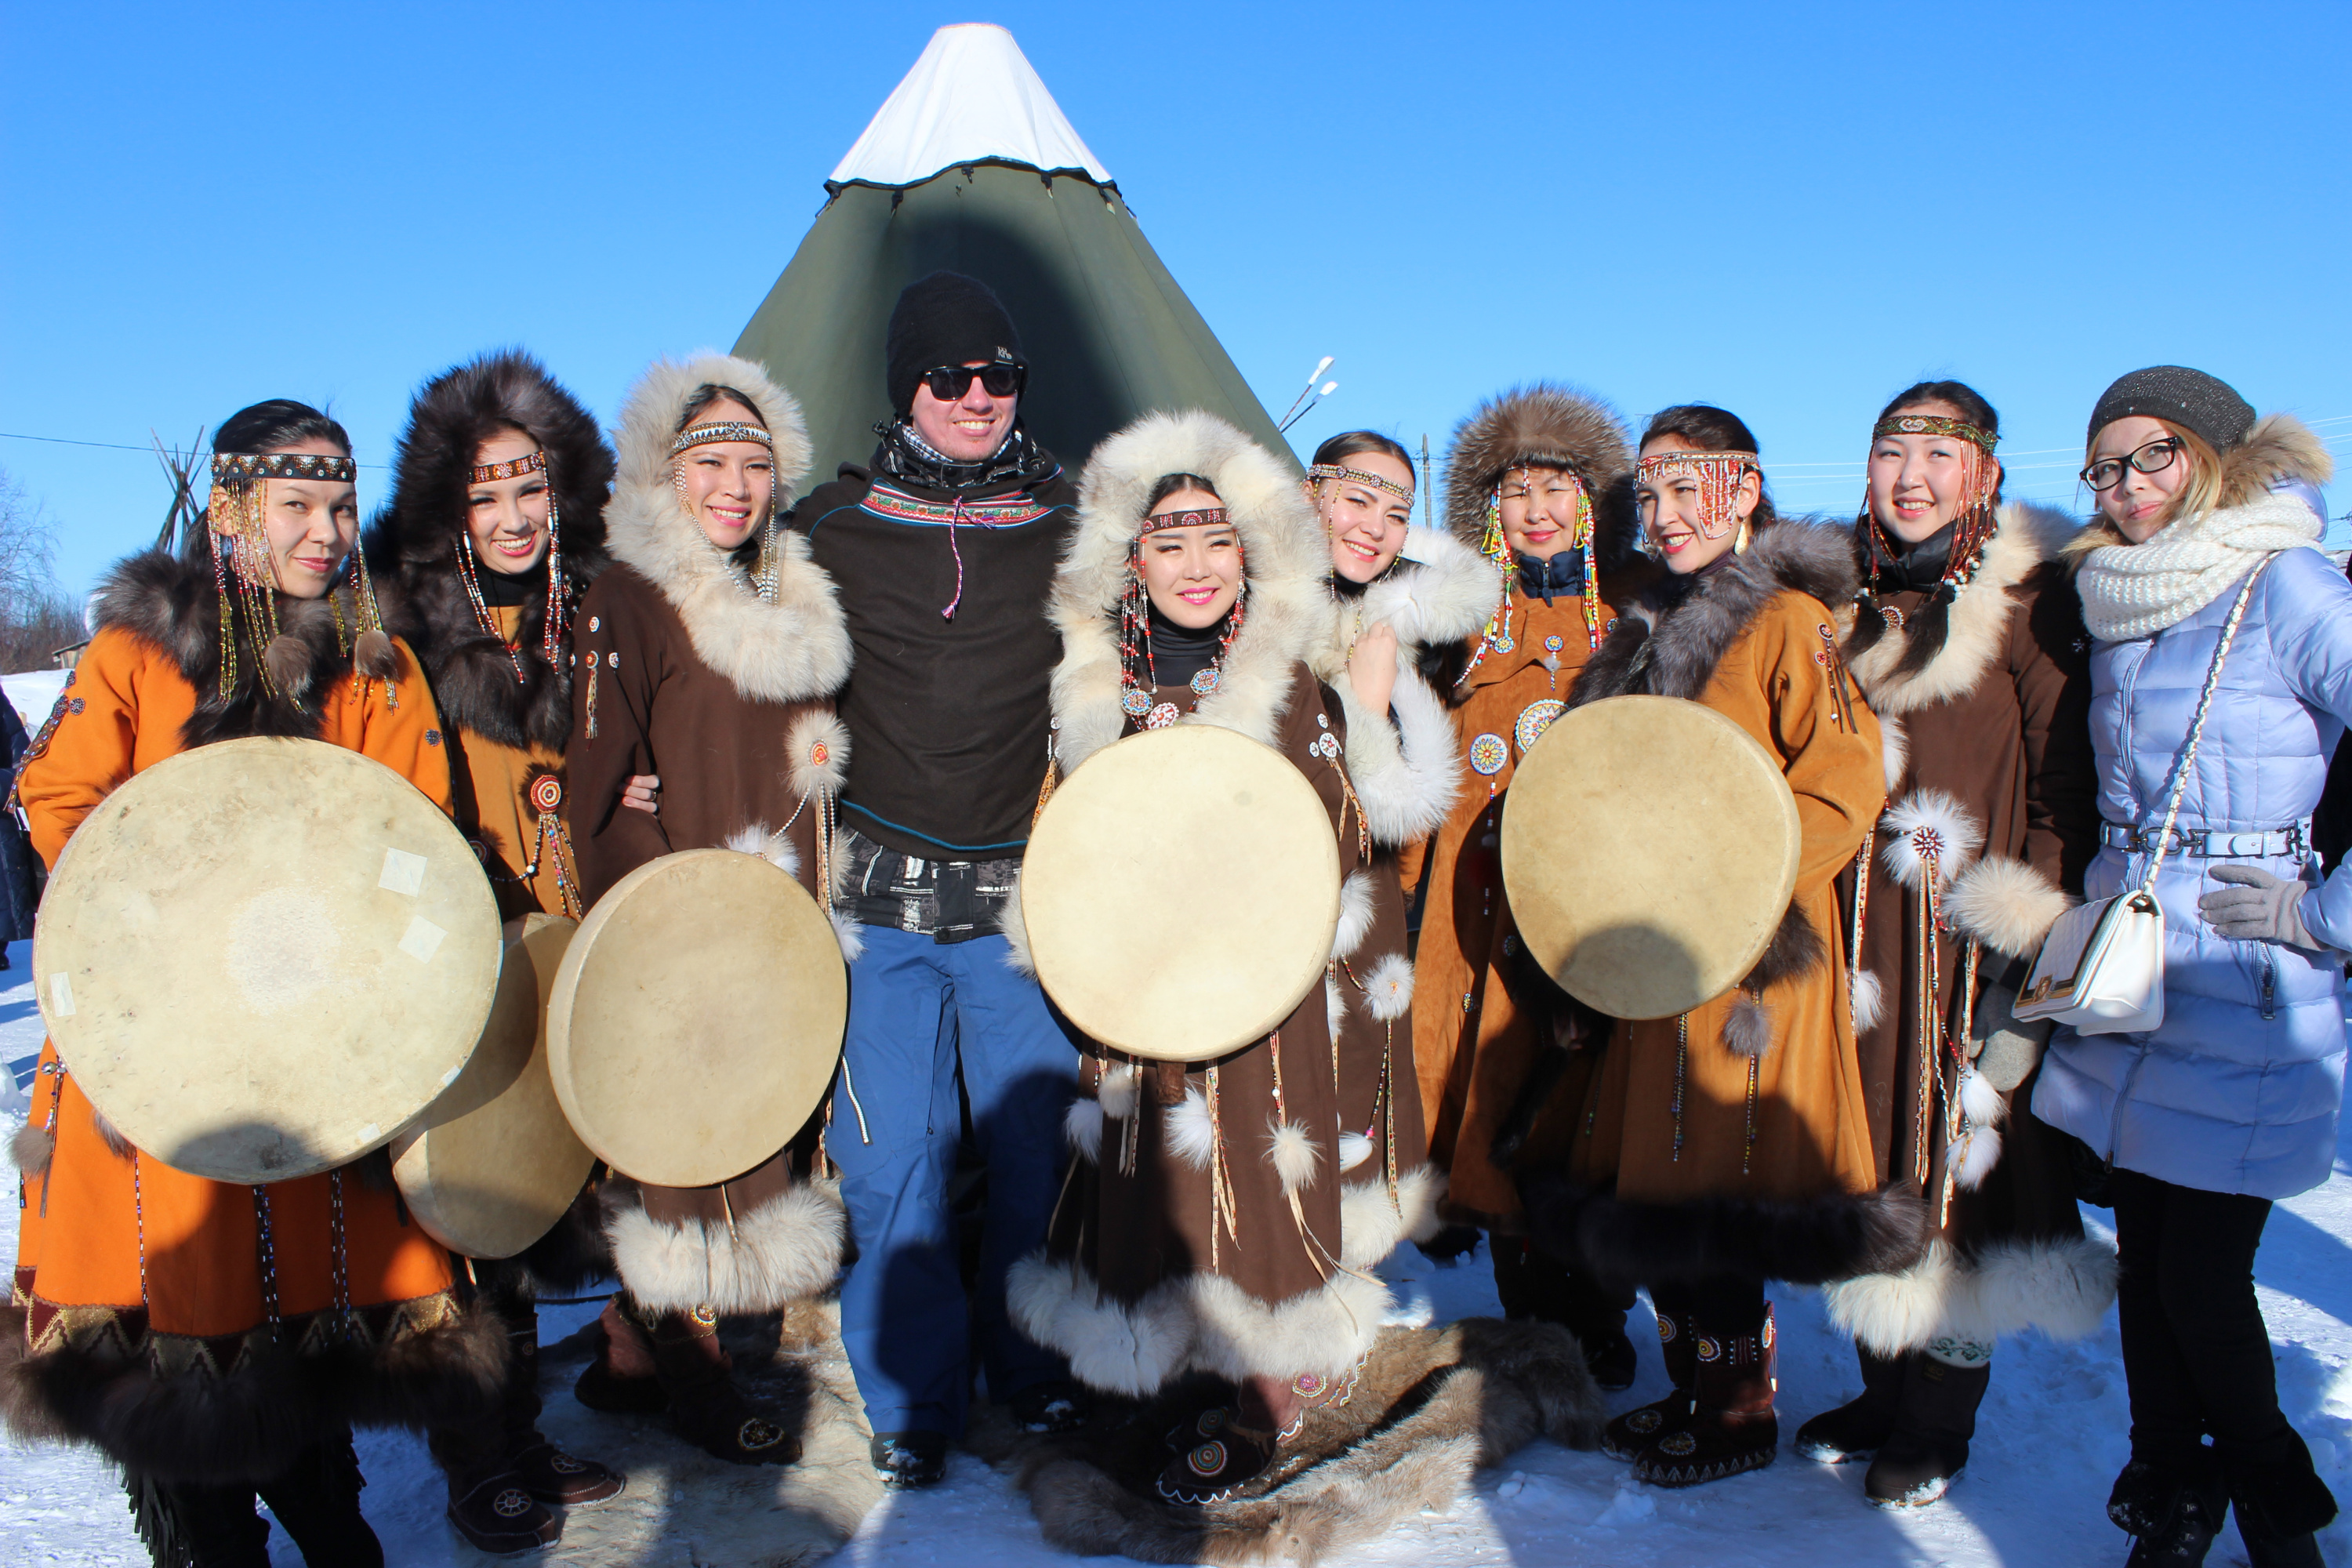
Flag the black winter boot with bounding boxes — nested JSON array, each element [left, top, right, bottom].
[[254, 1436, 386, 1568], [2224, 1435, 2338, 1567], [1794, 1343, 1907, 1463], [2113, 1454, 2228, 1567], [1864, 1353, 1989, 1507]]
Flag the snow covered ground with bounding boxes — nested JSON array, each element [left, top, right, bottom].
[[5, 933, 2350, 1566]]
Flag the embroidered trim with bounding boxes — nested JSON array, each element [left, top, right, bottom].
[[860, 481, 1057, 528]]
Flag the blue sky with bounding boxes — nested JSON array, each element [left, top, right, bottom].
[[5, 1, 2347, 599]]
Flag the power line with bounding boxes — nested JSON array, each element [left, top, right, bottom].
[[0, 430, 390, 469]]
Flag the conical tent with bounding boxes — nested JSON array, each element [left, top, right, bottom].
[[733, 23, 1289, 488]]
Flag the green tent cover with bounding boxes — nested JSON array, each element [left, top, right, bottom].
[[733, 162, 1290, 492]]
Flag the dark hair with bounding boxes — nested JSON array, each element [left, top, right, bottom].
[[678, 383, 766, 431], [1310, 430, 1414, 481], [1875, 379, 2004, 507], [1638, 404, 1777, 532], [213, 399, 350, 457], [1878, 379, 1998, 437], [1144, 472, 1221, 513]]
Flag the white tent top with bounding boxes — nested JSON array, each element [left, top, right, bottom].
[[829, 24, 1113, 190]]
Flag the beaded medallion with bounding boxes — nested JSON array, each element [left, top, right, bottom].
[[1468, 733, 1508, 775], [1190, 667, 1219, 696], [1515, 699, 1564, 754], [1122, 688, 1152, 717], [1145, 702, 1180, 730]]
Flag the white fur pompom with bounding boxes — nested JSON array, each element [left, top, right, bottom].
[[1949, 1122, 2005, 1191], [1852, 968, 1885, 1033], [1338, 1131, 1373, 1171], [1099, 1063, 1138, 1121], [1723, 993, 1773, 1058], [1166, 1087, 1216, 1170], [830, 909, 866, 964], [1363, 953, 1414, 1022], [1958, 1063, 2006, 1129], [1326, 975, 1346, 1039], [1880, 790, 1984, 891], [1947, 855, 2074, 960], [996, 872, 1036, 975], [1064, 1096, 1104, 1162], [1265, 1119, 1321, 1192], [1332, 871, 1376, 961], [722, 821, 801, 878]]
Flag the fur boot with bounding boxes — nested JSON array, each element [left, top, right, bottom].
[[1602, 1305, 1698, 1460], [495, 1300, 622, 1507], [572, 1297, 666, 1415], [429, 1416, 558, 1555], [649, 1308, 802, 1466], [1864, 1353, 1988, 1507], [1794, 1342, 1907, 1463], [1632, 1306, 1779, 1487]]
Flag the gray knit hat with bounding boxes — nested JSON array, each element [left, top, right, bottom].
[[2088, 365, 2256, 454]]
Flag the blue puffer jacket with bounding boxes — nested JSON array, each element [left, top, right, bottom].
[[2035, 541, 2352, 1200]]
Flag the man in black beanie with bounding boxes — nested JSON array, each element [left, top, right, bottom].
[[789, 271, 1083, 1488]]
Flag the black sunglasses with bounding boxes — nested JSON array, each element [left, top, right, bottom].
[[2082, 435, 2183, 492], [920, 361, 1025, 401]]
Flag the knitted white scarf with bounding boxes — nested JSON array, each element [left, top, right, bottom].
[[2076, 493, 2321, 641]]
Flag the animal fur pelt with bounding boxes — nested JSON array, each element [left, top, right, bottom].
[[986, 1318, 1604, 1566], [1566, 520, 1863, 710], [89, 548, 401, 751], [0, 1297, 507, 1485], [1441, 385, 1634, 550], [365, 350, 615, 753], [1842, 503, 2078, 711], [1051, 410, 1333, 773], [603, 352, 850, 705], [1821, 1234, 2119, 1354], [601, 1177, 845, 1316], [1742, 902, 1827, 993], [1517, 1169, 1930, 1288]]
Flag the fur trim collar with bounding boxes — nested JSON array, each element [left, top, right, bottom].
[[2222, 412, 2334, 508], [90, 549, 394, 750], [1567, 521, 1862, 707], [1051, 410, 1331, 772], [1844, 503, 2078, 717], [604, 354, 849, 703], [1312, 528, 1497, 681], [369, 350, 615, 752], [1442, 385, 1632, 547]]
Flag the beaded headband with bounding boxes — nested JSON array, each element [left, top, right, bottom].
[[1308, 463, 1412, 503], [211, 452, 357, 483], [1636, 450, 1757, 543], [1140, 506, 1229, 534], [672, 421, 773, 454], [470, 450, 546, 484], [1873, 413, 1997, 452]]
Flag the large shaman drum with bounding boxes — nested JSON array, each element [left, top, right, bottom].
[[1021, 724, 1341, 1062], [1502, 695, 1800, 1019], [392, 913, 597, 1258], [546, 848, 846, 1189], [33, 736, 503, 1181]]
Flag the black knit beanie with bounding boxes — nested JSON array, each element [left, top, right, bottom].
[[2088, 365, 2256, 454], [885, 272, 1024, 415]]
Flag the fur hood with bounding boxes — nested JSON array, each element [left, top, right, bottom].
[[91, 547, 401, 752], [1843, 502, 2079, 717], [1568, 521, 1862, 708], [368, 350, 615, 753], [604, 353, 849, 705], [1442, 385, 1634, 550], [1051, 409, 1331, 773]]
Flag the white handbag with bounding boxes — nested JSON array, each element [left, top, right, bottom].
[[2016, 559, 2271, 1036]]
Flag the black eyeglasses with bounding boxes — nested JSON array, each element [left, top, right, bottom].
[[920, 361, 1025, 402], [2082, 435, 2184, 492]]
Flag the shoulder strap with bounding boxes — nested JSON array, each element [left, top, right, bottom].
[[2138, 555, 2274, 892]]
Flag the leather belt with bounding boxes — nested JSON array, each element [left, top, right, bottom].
[[2100, 822, 2306, 858]]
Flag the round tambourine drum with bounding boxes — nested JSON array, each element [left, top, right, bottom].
[[392, 914, 597, 1258], [547, 848, 846, 1189], [1021, 724, 1341, 1062], [32, 736, 503, 1182], [1501, 695, 1800, 1020]]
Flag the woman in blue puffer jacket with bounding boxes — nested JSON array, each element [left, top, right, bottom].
[[2032, 366, 2340, 1568]]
